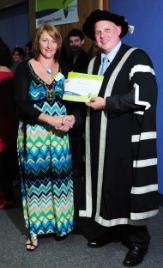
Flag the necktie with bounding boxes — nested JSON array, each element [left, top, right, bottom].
[[99, 56, 109, 75]]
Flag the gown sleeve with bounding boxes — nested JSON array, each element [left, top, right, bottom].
[[105, 49, 157, 118], [14, 61, 42, 123]]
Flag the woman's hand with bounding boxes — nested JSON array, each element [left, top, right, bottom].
[[55, 115, 76, 132], [63, 115, 75, 128], [38, 113, 62, 128], [48, 115, 64, 128], [38, 113, 75, 132], [86, 96, 106, 110]]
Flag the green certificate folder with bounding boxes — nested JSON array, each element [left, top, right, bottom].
[[63, 72, 104, 102]]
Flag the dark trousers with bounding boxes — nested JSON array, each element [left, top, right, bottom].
[[101, 225, 150, 249], [81, 219, 150, 249], [121, 225, 150, 249], [69, 133, 85, 177]]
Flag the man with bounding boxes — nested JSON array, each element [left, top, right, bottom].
[[66, 29, 90, 179], [66, 29, 90, 229], [80, 9, 159, 267], [67, 28, 90, 73]]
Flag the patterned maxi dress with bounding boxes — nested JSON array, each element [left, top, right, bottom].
[[16, 63, 74, 237]]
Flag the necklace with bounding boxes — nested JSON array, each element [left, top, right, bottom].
[[46, 68, 52, 75], [38, 61, 53, 75]]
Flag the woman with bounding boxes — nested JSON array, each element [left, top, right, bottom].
[[0, 38, 18, 208], [14, 24, 77, 251], [11, 46, 25, 73]]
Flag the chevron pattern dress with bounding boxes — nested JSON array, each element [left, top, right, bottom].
[[17, 68, 74, 237]]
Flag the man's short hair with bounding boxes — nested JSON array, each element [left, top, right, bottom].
[[68, 29, 85, 41]]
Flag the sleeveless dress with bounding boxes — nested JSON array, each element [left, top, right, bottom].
[[17, 63, 74, 237]]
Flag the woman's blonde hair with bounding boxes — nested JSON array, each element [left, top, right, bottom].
[[33, 24, 62, 60]]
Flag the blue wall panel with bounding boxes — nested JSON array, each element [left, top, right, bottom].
[[0, 4, 29, 51], [109, 0, 163, 193], [0, 1, 162, 193]]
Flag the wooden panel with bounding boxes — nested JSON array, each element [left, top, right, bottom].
[[28, 0, 36, 40], [103, 0, 109, 10], [28, 0, 110, 50], [57, 0, 109, 51]]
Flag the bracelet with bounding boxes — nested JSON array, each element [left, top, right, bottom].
[[61, 116, 65, 125]]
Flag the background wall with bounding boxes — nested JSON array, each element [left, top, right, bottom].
[[109, 0, 163, 194], [0, 0, 108, 52], [0, 3, 29, 51], [0, 0, 162, 194]]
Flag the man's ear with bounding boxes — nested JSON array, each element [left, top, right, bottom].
[[81, 39, 85, 46], [116, 25, 122, 37]]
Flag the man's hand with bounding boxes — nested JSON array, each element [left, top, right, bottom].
[[86, 96, 106, 110]]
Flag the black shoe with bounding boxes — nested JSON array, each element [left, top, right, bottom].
[[54, 233, 69, 241], [123, 245, 148, 267], [88, 232, 118, 248]]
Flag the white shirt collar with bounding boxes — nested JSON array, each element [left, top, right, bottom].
[[101, 41, 122, 63]]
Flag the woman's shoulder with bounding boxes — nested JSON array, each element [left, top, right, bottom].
[[18, 60, 29, 69], [15, 60, 31, 77]]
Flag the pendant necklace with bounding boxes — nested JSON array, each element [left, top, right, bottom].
[[46, 68, 52, 75], [39, 61, 53, 75]]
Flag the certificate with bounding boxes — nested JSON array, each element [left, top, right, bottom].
[[63, 72, 104, 102]]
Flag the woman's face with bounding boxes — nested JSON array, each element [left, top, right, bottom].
[[12, 51, 23, 63], [39, 31, 58, 59]]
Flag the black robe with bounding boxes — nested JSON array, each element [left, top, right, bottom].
[[79, 44, 159, 227]]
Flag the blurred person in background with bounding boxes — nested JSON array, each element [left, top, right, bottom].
[[12, 46, 25, 72], [66, 28, 90, 178], [0, 38, 18, 209], [67, 28, 90, 73], [24, 41, 33, 60]]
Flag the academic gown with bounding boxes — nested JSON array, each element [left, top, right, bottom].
[[79, 44, 159, 227]]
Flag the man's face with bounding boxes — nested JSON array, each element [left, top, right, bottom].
[[94, 20, 121, 54], [68, 36, 84, 53]]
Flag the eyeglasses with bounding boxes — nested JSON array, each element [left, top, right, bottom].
[[95, 28, 111, 37]]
